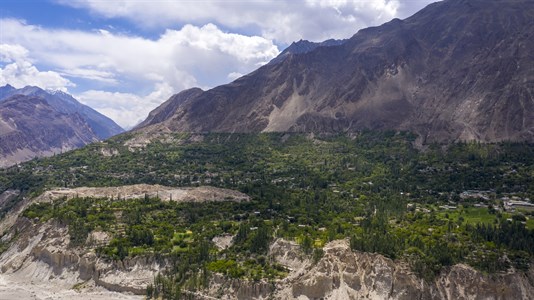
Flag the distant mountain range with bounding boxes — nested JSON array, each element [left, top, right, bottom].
[[0, 85, 123, 167], [0, 85, 123, 140], [136, 0, 534, 143]]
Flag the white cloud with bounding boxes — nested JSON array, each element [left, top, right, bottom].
[[76, 83, 176, 129], [0, 19, 279, 126], [0, 19, 279, 88], [0, 44, 74, 91], [58, 68, 118, 84], [55, 0, 434, 44], [0, 44, 29, 63]]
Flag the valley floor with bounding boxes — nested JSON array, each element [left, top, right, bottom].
[[0, 274, 141, 300]]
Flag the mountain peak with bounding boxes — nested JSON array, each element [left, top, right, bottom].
[[1, 84, 15, 89], [0, 84, 17, 99], [134, 87, 204, 130], [269, 38, 346, 65]]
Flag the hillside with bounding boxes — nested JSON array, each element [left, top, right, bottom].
[[0, 0, 534, 299], [0, 132, 533, 299], [0, 95, 98, 167], [136, 0, 534, 143], [0, 85, 123, 140]]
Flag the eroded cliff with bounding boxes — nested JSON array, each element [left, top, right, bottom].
[[1, 216, 533, 300]]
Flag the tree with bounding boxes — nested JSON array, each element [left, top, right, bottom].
[[301, 235, 313, 255]]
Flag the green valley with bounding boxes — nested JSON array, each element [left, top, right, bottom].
[[1, 132, 533, 298]]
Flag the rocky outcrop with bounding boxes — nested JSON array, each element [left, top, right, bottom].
[[434, 264, 534, 300], [0, 219, 161, 295], [136, 0, 534, 143], [274, 239, 426, 299], [34, 184, 250, 203], [172, 239, 534, 299], [269, 238, 309, 272], [205, 274, 273, 300], [1, 219, 533, 300], [93, 255, 161, 295], [272, 240, 534, 300], [0, 185, 251, 297]]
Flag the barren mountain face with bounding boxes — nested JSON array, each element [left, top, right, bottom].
[[137, 0, 534, 143], [0, 85, 123, 140], [0, 95, 98, 167]]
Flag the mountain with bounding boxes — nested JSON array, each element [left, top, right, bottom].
[[0, 84, 16, 97], [136, 0, 534, 143], [134, 88, 204, 130], [268, 38, 346, 65], [0, 95, 98, 167], [0, 85, 123, 140]]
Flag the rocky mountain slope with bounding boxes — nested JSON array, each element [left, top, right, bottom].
[[134, 88, 204, 130], [137, 0, 534, 143], [0, 85, 123, 140], [0, 95, 99, 167]]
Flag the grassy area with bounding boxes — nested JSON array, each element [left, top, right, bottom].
[[436, 206, 496, 225], [461, 207, 498, 225]]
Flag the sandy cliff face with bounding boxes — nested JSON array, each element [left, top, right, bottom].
[[273, 240, 534, 300], [0, 218, 160, 296], [1, 194, 533, 299], [1, 222, 533, 299], [0, 185, 252, 297]]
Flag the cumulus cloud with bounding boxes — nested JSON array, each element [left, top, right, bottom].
[[0, 19, 279, 127], [0, 19, 279, 88], [0, 44, 29, 62], [0, 44, 74, 91], [56, 0, 435, 44]]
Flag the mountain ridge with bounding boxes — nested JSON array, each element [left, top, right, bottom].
[[268, 38, 347, 65], [0, 95, 98, 167], [0, 85, 123, 140], [136, 0, 534, 143]]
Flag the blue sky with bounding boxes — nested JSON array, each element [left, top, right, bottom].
[[0, 0, 436, 128]]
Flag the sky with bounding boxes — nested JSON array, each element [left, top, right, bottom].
[[0, 0, 436, 129]]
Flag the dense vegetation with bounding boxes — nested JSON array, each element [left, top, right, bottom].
[[2, 132, 534, 298]]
